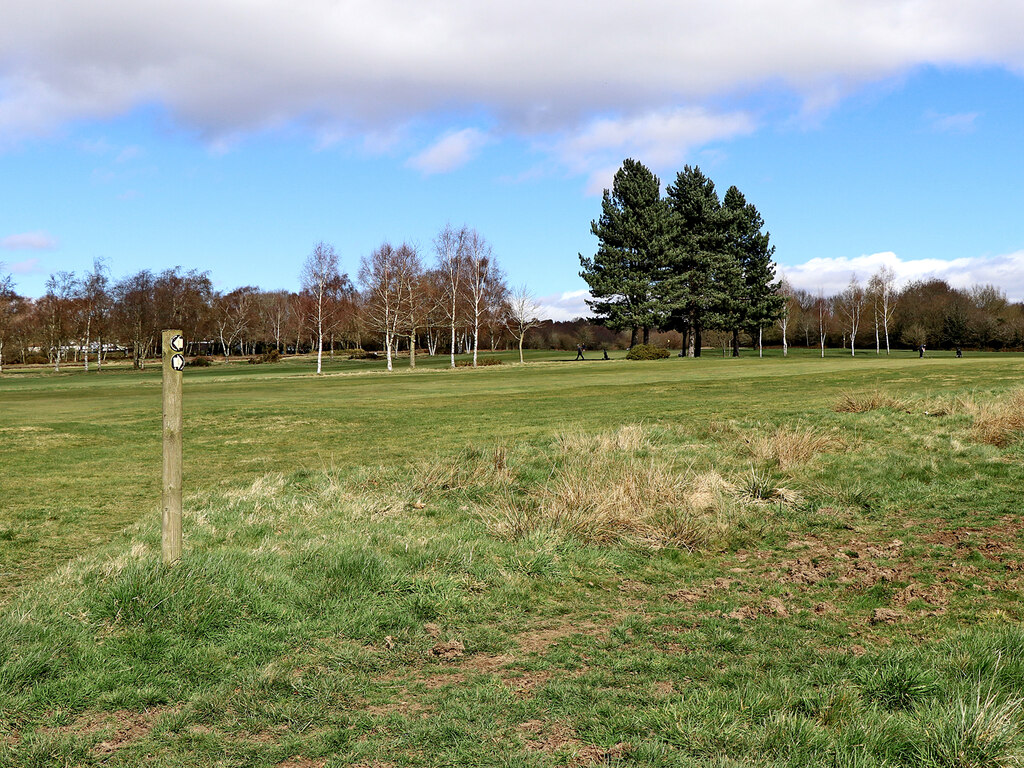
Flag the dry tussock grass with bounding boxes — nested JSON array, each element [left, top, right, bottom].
[[965, 390, 1024, 446], [833, 391, 907, 413], [482, 425, 753, 550], [749, 426, 845, 470], [483, 459, 742, 550], [413, 444, 515, 493], [554, 423, 647, 454]]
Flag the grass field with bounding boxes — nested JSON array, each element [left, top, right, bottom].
[[2, 348, 1024, 767]]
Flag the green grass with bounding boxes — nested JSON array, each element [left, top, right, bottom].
[[2, 347, 1024, 766]]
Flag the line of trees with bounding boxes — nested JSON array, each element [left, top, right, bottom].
[[580, 159, 784, 357], [774, 271, 1024, 356], [0, 225, 544, 373]]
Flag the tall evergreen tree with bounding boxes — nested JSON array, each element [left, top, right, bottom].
[[579, 159, 672, 346], [721, 186, 784, 356], [663, 166, 735, 357]]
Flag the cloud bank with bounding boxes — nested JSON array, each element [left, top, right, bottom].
[[1, 231, 58, 250], [780, 250, 1024, 300], [536, 289, 593, 322], [537, 250, 1024, 321], [2, 1, 1023, 179]]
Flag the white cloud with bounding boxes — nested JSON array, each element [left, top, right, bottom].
[[1, 231, 58, 250], [1, 1, 1022, 154], [780, 250, 1024, 300], [115, 144, 144, 162], [536, 289, 592, 321], [554, 107, 756, 194], [406, 128, 489, 174], [926, 110, 980, 133], [3, 258, 43, 275]]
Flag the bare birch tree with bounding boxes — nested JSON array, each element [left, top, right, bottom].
[[463, 229, 502, 367], [214, 286, 256, 359], [360, 241, 416, 372], [505, 285, 542, 364], [301, 242, 341, 374], [816, 289, 831, 358], [434, 223, 467, 368], [873, 265, 898, 354], [838, 276, 865, 356], [776, 278, 794, 357], [0, 266, 18, 374], [400, 246, 425, 368], [79, 258, 111, 371]]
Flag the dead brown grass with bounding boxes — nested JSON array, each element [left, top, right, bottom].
[[833, 391, 907, 413], [483, 426, 752, 550], [749, 425, 845, 470], [966, 390, 1024, 446]]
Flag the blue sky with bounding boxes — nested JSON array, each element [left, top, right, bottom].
[[2, 2, 1023, 317]]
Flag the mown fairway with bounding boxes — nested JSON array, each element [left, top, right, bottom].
[[2, 349, 1024, 767]]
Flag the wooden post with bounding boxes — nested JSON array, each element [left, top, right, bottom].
[[162, 329, 185, 564]]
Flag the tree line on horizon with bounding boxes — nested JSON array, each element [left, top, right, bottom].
[[0, 224, 550, 374]]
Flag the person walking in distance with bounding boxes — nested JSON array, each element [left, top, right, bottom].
[[575, 344, 586, 360], [919, 344, 926, 358]]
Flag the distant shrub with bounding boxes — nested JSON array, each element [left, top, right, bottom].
[[21, 353, 48, 365], [248, 350, 281, 365], [456, 356, 503, 367], [347, 349, 379, 360], [626, 344, 670, 360], [188, 356, 213, 367]]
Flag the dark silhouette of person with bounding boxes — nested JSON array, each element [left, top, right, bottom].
[[575, 344, 585, 360], [956, 346, 963, 358], [603, 348, 609, 360], [919, 344, 926, 358]]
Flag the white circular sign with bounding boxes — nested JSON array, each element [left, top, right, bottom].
[[171, 354, 185, 371], [170, 334, 185, 352]]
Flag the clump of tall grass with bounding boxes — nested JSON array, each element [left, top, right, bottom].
[[554, 423, 647, 454], [748, 425, 845, 470], [914, 686, 1024, 768], [860, 658, 939, 711], [833, 391, 907, 413], [965, 390, 1024, 447], [481, 426, 759, 550]]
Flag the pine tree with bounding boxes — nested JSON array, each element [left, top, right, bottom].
[[721, 186, 784, 356], [579, 159, 672, 346], [663, 166, 734, 357]]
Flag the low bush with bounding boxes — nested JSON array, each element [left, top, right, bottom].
[[187, 356, 213, 367], [455, 357, 503, 367], [248, 350, 282, 365], [625, 344, 670, 360], [347, 349, 379, 360]]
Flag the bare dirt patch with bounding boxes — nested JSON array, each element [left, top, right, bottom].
[[505, 670, 553, 697], [516, 622, 602, 654], [462, 652, 514, 673], [277, 758, 326, 768], [48, 707, 170, 755], [779, 538, 909, 589], [430, 640, 465, 660], [870, 608, 905, 625], [518, 720, 631, 766]]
